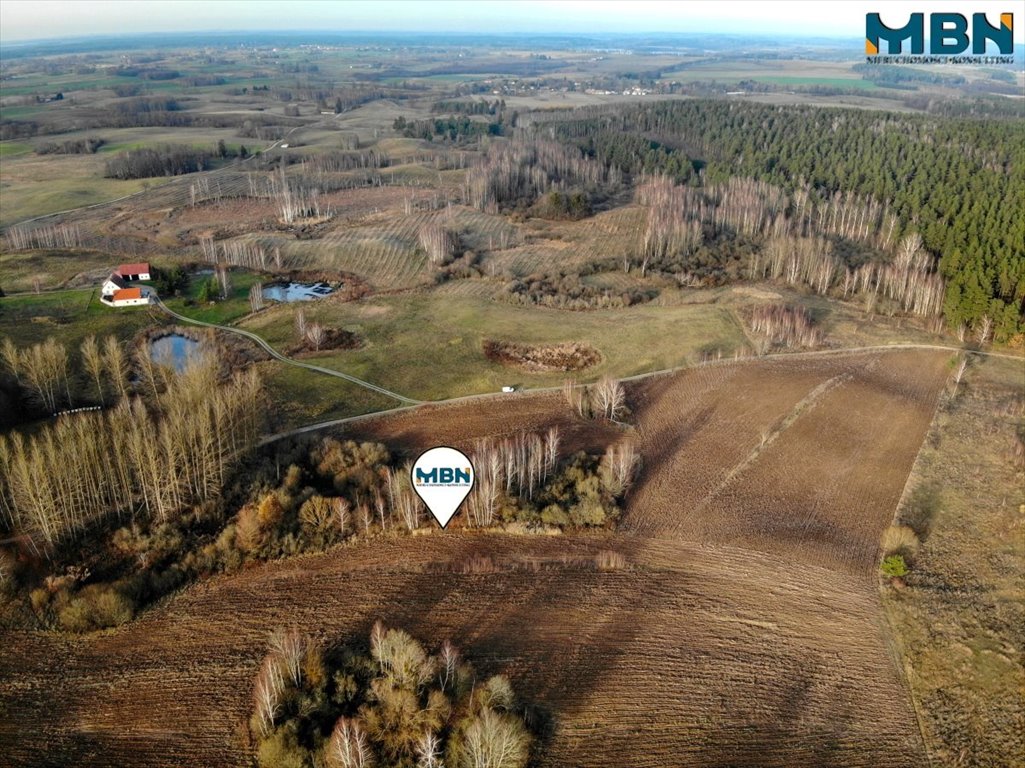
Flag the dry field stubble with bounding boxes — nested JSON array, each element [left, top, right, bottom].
[[0, 349, 952, 766], [883, 356, 1025, 767]]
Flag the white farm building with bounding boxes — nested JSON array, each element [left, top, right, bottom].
[[100, 262, 154, 307], [101, 273, 129, 296], [101, 286, 152, 307]]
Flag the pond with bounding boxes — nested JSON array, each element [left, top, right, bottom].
[[262, 281, 335, 303], [150, 334, 201, 372]]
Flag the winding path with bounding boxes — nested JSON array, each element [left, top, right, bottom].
[[154, 299, 420, 405]]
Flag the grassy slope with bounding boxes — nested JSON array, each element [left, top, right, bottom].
[[882, 355, 1025, 767], [0, 152, 168, 226]]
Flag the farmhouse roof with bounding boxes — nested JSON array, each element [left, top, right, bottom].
[[106, 274, 129, 289], [112, 287, 143, 301], [116, 262, 151, 276]]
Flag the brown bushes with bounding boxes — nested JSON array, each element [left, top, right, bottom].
[[456, 554, 498, 574], [483, 340, 600, 372], [881, 524, 920, 562]]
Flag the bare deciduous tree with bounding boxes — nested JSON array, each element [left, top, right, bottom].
[[306, 322, 326, 351], [952, 355, 968, 396], [415, 731, 443, 768], [249, 283, 265, 312], [252, 654, 285, 738], [0, 337, 20, 383], [329, 717, 374, 768], [748, 304, 820, 349], [216, 264, 232, 299], [0, 355, 263, 546], [562, 379, 586, 417], [419, 221, 458, 266], [593, 375, 625, 422], [438, 639, 460, 692], [268, 627, 307, 688], [19, 338, 70, 412], [976, 315, 992, 346], [460, 708, 530, 768], [600, 441, 640, 496], [80, 335, 106, 406], [543, 427, 559, 481]]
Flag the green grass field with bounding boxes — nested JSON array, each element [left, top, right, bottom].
[[258, 359, 397, 430], [0, 288, 166, 349], [0, 152, 170, 226], [163, 269, 265, 325], [237, 291, 749, 402], [0, 142, 32, 157], [0, 248, 124, 293]]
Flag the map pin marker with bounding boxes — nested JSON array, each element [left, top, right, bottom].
[[411, 446, 474, 529]]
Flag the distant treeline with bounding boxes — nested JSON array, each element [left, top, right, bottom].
[[394, 114, 507, 142], [288, 148, 389, 173], [115, 96, 183, 114], [852, 63, 965, 88], [431, 98, 506, 115], [34, 136, 105, 155], [114, 66, 180, 80], [0, 110, 298, 141], [104, 144, 214, 179]]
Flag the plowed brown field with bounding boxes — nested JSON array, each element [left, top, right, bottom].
[[0, 349, 951, 767]]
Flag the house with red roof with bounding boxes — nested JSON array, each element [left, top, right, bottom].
[[115, 262, 151, 281], [100, 263, 154, 307], [101, 287, 151, 307]]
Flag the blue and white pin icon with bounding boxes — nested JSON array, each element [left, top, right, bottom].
[[412, 446, 474, 529]]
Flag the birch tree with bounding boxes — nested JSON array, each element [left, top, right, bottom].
[[81, 335, 106, 405]]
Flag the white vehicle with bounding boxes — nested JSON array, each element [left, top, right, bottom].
[[501, 386, 516, 393]]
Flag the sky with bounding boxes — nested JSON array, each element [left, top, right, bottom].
[[0, 0, 1022, 44]]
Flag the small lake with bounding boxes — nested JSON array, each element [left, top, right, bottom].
[[262, 281, 335, 302], [150, 334, 201, 372]]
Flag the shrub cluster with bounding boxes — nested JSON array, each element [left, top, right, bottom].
[[502, 270, 657, 311], [251, 623, 532, 768], [9, 433, 635, 633], [34, 137, 105, 155]]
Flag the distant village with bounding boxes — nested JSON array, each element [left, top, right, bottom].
[[100, 262, 154, 307]]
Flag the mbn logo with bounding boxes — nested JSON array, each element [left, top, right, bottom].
[[416, 467, 472, 484], [866, 12, 1014, 54]]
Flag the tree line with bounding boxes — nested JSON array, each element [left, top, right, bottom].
[[104, 143, 216, 180]]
